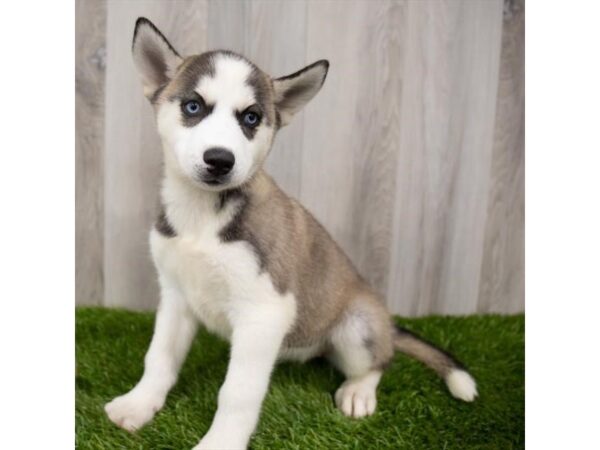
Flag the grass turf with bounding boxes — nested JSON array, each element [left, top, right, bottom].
[[76, 307, 524, 449]]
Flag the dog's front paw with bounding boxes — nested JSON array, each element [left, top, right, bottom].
[[193, 431, 246, 450], [104, 388, 164, 432]]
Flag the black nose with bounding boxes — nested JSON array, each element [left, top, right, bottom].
[[203, 148, 235, 176]]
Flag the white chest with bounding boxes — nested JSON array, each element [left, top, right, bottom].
[[150, 175, 298, 355], [150, 226, 261, 340]]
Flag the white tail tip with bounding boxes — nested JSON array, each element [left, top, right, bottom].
[[446, 369, 478, 402]]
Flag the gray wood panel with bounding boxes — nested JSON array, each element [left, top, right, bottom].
[[246, 0, 307, 198], [302, 0, 406, 297], [478, 0, 525, 313], [386, 0, 504, 315], [207, 0, 247, 54], [104, 0, 208, 309], [76, 0, 524, 315], [76, 0, 107, 306]]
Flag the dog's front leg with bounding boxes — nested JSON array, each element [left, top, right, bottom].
[[105, 281, 197, 431], [194, 301, 293, 450]]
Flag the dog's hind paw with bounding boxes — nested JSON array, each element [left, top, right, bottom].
[[335, 371, 382, 418]]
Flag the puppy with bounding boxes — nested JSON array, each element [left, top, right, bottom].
[[105, 17, 477, 450]]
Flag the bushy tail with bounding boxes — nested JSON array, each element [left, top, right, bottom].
[[393, 325, 478, 402]]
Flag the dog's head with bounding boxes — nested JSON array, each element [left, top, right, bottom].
[[132, 17, 328, 190]]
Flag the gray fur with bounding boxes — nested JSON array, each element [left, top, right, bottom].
[[213, 170, 394, 367], [135, 17, 472, 386], [393, 325, 464, 377], [155, 208, 176, 238]]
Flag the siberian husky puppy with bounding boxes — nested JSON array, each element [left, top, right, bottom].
[[105, 17, 478, 450]]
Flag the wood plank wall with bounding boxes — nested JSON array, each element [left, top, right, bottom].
[[75, 0, 525, 315], [76, 0, 107, 306]]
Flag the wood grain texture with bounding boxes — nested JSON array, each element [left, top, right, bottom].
[[478, 0, 525, 313], [386, 0, 504, 315], [104, 0, 208, 309], [207, 0, 247, 53], [76, 0, 107, 306], [76, 0, 524, 315], [246, 0, 307, 198], [302, 0, 406, 297]]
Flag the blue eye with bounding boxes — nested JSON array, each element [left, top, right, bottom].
[[183, 100, 202, 116], [243, 111, 260, 127]]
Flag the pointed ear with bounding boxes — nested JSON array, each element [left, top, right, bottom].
[[132, 17, 183, 99], [272, 60, 329, 127]]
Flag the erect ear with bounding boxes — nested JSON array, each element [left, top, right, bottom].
[[272, 60, 329, 127], [132, 17, 183, 99]]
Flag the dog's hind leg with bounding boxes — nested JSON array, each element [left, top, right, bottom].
[[105, 278, 198, 432], [327, 293, 394, 418]]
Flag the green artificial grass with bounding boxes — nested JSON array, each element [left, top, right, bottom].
[[76, 308, 524, 449]]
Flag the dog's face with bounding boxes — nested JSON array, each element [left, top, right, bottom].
[[132, 18, 328, 190]]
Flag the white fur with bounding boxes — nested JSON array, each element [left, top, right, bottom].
[[445, 369, 478, 402], [334, 370, 382, 418], [112, 33, 475, 449], [156, 55, 274, 191], [158, 174, 297, 448], [328, 310, 374, 378], [196, 292, 295, 449], [198, 57, 254, 108], [107, 53, 324, 446], [107, 170, 297, 449], [105, 280, 198, 430]]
